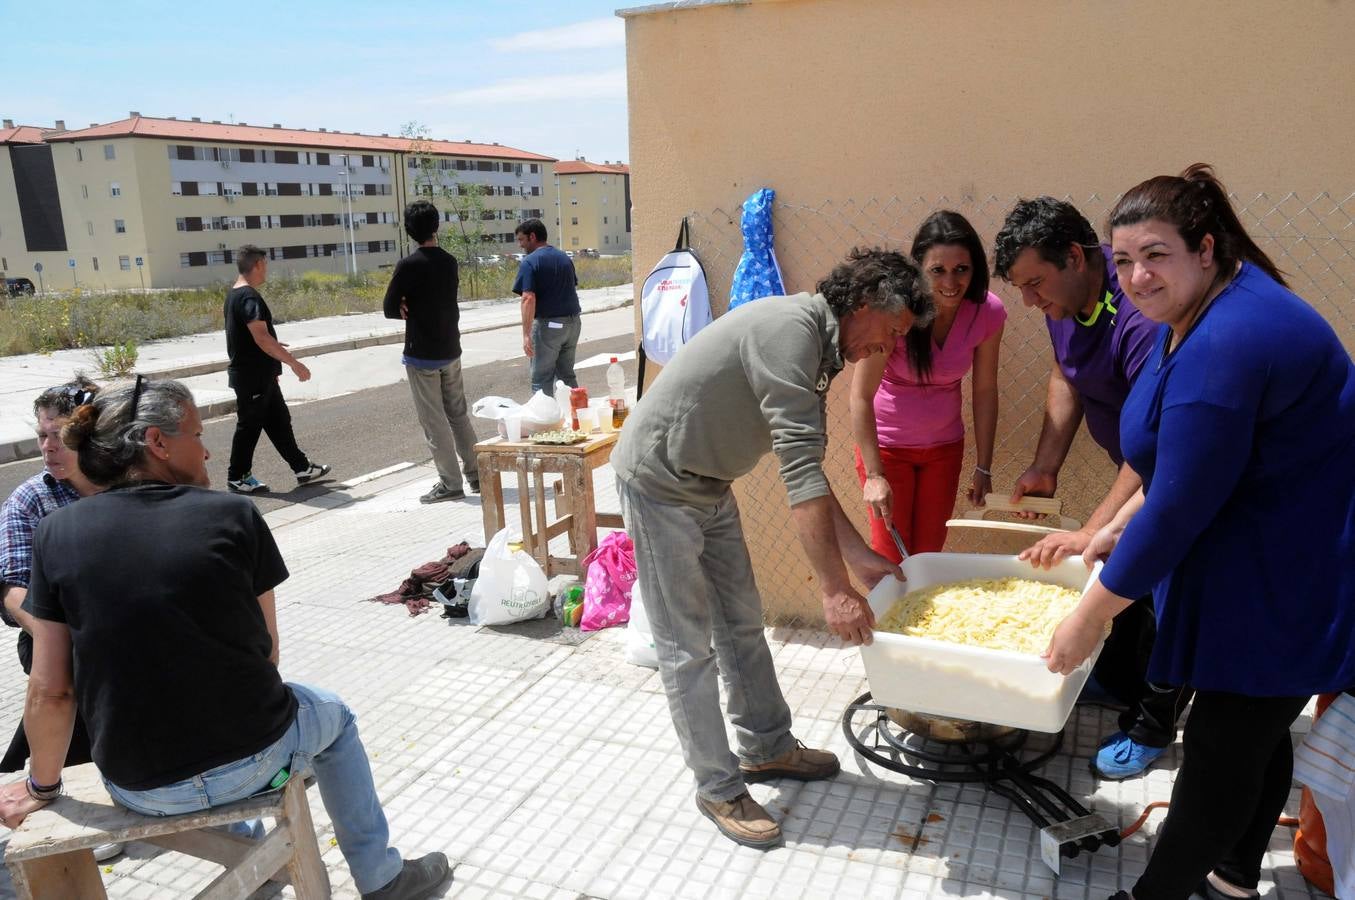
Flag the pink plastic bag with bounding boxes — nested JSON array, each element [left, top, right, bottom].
[[580, 531, 637, 631]]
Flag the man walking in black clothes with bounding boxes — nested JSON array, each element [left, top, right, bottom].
[[384, 202, 480, 504], [224, 245, 330, 494]]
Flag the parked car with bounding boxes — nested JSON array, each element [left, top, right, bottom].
[[578, 248, 600, 259], [510, 252, 526, 262], [474, 254, 503, 265], [4, 277, 36, 297], [564, 250, 576, 259]]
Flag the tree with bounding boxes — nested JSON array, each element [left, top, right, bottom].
[[400, 121, 490, 296]]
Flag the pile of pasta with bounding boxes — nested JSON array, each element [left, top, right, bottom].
[[877, 577, 1082, 655]]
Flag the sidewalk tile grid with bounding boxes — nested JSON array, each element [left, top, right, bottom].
[[0, 462, 1323, 899]]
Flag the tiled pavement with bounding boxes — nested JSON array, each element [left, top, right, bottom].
[[0, 462, 1328, 899]]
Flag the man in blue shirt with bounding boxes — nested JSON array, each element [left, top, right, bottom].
[[513, 219, 581, 393], [995, 198, 1188, 781]]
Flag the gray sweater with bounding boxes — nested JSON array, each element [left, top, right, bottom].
[[614, 292, 844, 507]]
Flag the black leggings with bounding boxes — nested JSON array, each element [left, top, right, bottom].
[[1134, 690, 1309, 899]]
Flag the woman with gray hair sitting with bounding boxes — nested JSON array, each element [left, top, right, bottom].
[[0, 377, 449, 900]]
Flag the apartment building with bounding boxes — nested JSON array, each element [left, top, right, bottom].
[[553, 160, 631, 254], [0, 114, 555, 289]]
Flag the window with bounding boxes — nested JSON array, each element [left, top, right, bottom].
[[103, 144, 115, 160], [274, 150, 299, 165], [571, 237, 579, 246], [530, 164, 539, 174], [569, 178, 577, 185], [81, 185, 88, 199], [604, 236, 609, 245], [76, 147, 83, 162], [570, 198, 578, 206], [114, 219, 126, 234], [92, 257, 100, 271], [602, 177, 607, 184], [87, 222, 94, 236], [531, 186, 540, 196], [109, 182, 121, 197], [571, 217, 579, 225], [603, 216, 608, 225], [119, 256, 131, 271]]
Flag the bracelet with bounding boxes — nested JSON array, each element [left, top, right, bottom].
[[974, 465, 992, 477], [26, 775, 62, 802]]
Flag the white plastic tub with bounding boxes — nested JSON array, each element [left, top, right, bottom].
[[859, 553, 1104, 733]]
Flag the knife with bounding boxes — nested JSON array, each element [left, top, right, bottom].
[[885, 521, 910, 562]]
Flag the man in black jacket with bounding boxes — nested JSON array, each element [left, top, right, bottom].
[[384, 201, 480, 504]]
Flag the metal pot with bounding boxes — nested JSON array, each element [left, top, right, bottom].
[[885, 707, 1018, 744]]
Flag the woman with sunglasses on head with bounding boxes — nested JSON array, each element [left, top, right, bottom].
[[850, 210, 1006, 559], [1043, 165, 1355, 900], [0, 377, 451, 900]]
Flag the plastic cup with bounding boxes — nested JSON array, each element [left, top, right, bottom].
[[505, 416, 523, 442], [593, 400, 616, 433], [576, 406, 598, 433]]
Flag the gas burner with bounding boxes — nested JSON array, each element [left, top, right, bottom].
[[842, 691, 1121, 863]]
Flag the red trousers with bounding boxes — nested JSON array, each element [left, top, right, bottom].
[[854, 439, 964, 561]]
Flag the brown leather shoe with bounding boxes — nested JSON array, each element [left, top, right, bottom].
[[695, 792, 783, 848], [739, 740, 841, 783]]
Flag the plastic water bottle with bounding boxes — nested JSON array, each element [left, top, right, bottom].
[[606, 357, 628, 427]]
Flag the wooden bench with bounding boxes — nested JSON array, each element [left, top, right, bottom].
[[4, 763, 329, 899]]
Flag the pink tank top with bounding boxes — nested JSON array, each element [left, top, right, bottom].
[[873, 292, 1007, 448]]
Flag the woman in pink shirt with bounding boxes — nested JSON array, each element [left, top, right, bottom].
[[850, 211, 1006, 558]]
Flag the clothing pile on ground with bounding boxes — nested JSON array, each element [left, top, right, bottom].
[[367, 541, 483, 617]]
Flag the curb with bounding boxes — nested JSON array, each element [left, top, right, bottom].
[[0, 298, 635, 466]]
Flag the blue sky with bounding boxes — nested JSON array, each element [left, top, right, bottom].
[[4, 0, 631, 163]]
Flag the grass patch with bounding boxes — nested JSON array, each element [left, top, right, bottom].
[[0, 255, 631, 356]]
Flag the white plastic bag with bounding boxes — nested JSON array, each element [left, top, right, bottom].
[[472, 391, 563, 434], [625, 581, 659, 669], [468, 528, 550, 625]]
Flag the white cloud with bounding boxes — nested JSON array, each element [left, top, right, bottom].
[[488, 17, 623, 53], [425, 68, 627, 106]]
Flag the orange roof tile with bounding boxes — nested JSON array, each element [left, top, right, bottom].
[[44, 116, 555, 162], [554, 160, 630, 176], [0, 126, 50, 145]]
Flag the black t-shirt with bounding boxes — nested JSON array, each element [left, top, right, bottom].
[[23, 482, 296, 790], [224, 285, 282, 388], [382, 246, 462, 362]]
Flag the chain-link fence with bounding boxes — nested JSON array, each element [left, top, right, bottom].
[[679, 192, 1355, 625]]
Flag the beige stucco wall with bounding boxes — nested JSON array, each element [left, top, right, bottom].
[[621, 0, 1355, 623]]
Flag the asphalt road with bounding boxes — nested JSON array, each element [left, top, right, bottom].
[[0, 337, 637, 514]]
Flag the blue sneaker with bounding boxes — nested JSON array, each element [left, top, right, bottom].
[[1092, 731, 1167, 780]]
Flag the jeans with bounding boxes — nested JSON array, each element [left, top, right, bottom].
[[228, 379, 311, 481], [853, 440, 965, 558], [617, 476, 794, 801], [529, 315, 581, 393], [105, 682, 403, 895], [406, 361, 481, 491]]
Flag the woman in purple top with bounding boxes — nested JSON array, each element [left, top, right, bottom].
[[1044, 165, 1355, 900], [850, 211, 1006, 558]]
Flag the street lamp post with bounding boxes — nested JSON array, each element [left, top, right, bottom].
[[338, 166, 357, 276]]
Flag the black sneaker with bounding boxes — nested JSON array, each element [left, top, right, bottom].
[[420, 482, 466, 504], [361, 852, 451, 900], [467, 477, 480, 494], [295, 463, 332, 485], [227, 474, 269, 494]]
